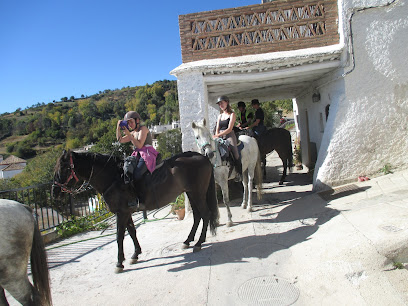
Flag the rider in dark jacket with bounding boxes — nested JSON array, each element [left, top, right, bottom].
[[247, 99, 266, 137]]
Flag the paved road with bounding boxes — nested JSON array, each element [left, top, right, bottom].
[[7, 152, 408, 305]]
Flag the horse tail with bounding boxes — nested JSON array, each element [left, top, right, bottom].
[[31, 220, 52, 306], [254, 151, 263, 200], [207, 166, 219, 235], [287, 131, 294, 170]]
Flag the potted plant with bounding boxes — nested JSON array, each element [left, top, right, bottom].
[[294, 139, 303, 170], [171, 193, 185, 220]]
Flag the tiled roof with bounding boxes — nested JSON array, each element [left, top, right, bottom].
[[0, 155, 26, 165], [2, 163, 25, 171]]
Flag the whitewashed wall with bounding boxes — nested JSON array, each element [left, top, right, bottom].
[[172, 0, 408, 189], [176, 71, 208, 152], [313, 0, 408, 189], [1, 169, 23, 179]]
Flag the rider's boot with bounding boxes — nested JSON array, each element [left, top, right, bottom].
[[234, 159, 243, 182], [127, 179, 146, 211]]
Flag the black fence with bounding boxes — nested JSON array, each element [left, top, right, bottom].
[[0, 182, 109, 232]]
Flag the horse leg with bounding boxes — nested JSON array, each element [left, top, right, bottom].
[[115, 212, 128, 273], [247, 171, 254, 212], [262, 155, 267, 178], [0, 286, 8, 306], [126, 216, 142, 264], [241, 170, 249, 210], [194, 214, 210, 252], [1, 276, 34, 306], [182, 208, 201, 249], [279, 158, 288, 185], [219, 180, 233, 227]]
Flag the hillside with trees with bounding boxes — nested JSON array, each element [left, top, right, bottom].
[[0, 79, 292, 190], [0, 80, 179, 189], [0, 80, 178, 157]]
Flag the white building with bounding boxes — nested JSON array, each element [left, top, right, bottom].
[[171, 0, 408, 190], [150, 121, 181, 150], [0, 155, 27, 179]]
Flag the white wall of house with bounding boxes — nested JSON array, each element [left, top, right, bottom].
[[311, 0, 408, 189], [1, 169, 24, 179], [176, 71, 210, 152], [172, 0, 408, 188]]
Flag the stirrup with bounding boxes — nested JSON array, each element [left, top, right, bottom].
[[128, 197, 139, 207], [234, 173, 242, 182]]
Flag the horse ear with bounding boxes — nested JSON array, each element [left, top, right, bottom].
[[203, 118, 206, 127], [192, 122, 196, 129]]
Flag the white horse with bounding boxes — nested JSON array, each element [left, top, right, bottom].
[[192, 119, 262, 226], [0, 199, 52, 306]]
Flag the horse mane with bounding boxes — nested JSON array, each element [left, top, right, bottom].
[[75, 151, 124, 172], [54, 150, 124, 179]]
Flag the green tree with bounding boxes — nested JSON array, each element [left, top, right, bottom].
[[157, 129, 182, 159], [66, 138, 82, 150], [274, 99, 293, 113], [12, 146, 62, 187], [91, 129, 132, 157]]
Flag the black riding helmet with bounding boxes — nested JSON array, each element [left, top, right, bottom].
[[237, 101, 246, 108], [216, 95, 229, 104]]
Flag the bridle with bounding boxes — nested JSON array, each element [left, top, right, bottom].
[[195, 137, 222, 168], [53, 152, 91, 194]]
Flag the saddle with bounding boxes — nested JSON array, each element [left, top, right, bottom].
[[123, 153, 163, 184], [215, 138, 244, 177]]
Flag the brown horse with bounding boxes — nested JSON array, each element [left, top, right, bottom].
[[52, 150, 219, 273], [256, 128, 293, 184]]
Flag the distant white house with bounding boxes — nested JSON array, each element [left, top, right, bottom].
[[150, 121, 180, 134], [0, 155, 27, 179], [150, 121, 180, 150]]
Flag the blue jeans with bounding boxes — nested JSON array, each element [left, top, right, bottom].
[[133, 156, 147, 181], [253, 125, 266, 136]]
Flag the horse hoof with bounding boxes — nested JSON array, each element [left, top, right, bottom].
[[193, 246, 202, 253], [279, 181, 284, 185], [226, 221, 233, 227], [130, 258, 138, 264], [247, 207, 253, 212], [241, 204, 247, 209], [181, 243, 189, 250], [115, 267, 124, 274]]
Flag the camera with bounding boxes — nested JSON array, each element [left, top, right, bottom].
[[119, 120, 129, 129]]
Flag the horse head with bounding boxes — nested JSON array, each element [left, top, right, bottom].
[[52, 150, 84, 198], [192, 119, 216, 160]]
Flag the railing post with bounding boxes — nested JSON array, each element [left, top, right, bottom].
[[69, 194, 75, 216]]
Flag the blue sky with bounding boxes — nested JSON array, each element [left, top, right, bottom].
[[0, 0, 259, 114]]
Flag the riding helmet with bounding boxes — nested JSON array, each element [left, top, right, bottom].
[[217, 95, 229, 104], [237, 101, 246, 108], [124, 111, 141, 121]]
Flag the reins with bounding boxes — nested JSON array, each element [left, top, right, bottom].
[[55, 147, 122, 195], [54, 151, 94, 195], [196, 137, 221, 168]]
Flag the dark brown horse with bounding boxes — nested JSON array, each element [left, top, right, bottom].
[[256, 128, 293, 184], [52, 150, 219, 273]]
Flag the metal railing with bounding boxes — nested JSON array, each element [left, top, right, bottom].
[[0, 183, 109, 232]]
